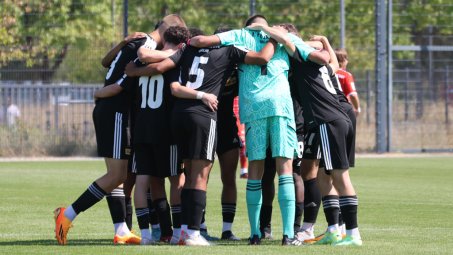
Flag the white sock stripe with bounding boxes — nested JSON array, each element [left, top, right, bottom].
[[88, 184, 104, 199], [339, 198, 359, 206], [206, 119, 216, 161], [320, 124, 333, 170], [323, 199, 340, 208]]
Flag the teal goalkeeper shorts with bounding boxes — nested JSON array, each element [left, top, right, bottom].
[[244, 116, 297, 161]]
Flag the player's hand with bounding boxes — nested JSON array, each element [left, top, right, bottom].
[[310, 35, 328, 43], [201, 93, 218, 112], [125, 62, 138, 76], [246, 23, 264, 31], [124, 32, 147, 43]]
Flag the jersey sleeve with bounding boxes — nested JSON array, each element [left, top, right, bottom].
[[287, 33, 316, 62], [216, 29, 244, 46], [344, 73, 357, 96], [227, 45, 248, 63], [138, 35, 157, 51], [169, 45, 186, 65]]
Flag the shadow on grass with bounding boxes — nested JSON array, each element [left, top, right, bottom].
[[0, 239, 113, 246]]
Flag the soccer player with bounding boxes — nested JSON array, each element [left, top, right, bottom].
[[128, 26, 190, 245], [335, 49, 361, 116], [263, 25, 362, 246], [53, 14, 186, 245], [190, 15, 327, 245]]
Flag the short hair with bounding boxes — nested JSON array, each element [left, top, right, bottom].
[[335, 48, 348, 64], [214, 25, 231, 34], [278, 23, 300, 38], [244, 14, 267, 27], [164, 26, 190, 45], [189, 27, 205, 37], [156, 14, 187, 33]]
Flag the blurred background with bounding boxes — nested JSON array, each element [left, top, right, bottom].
[[0, 0, 452, 156]]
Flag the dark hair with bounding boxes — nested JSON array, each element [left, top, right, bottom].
[[189, 27, 205, 37], [278, 23, 300, 37], [214, 25, 231, 34], [164, 26, 190, 45], [244, 14, 267, 27]]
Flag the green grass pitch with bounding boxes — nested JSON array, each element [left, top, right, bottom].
[[0, 157, 452, 254]]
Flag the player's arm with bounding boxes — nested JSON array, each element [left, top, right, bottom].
[[348, 93, 361, 116], [305, 40, 323, 50], [94, 83, 123, 99], [125, 58, 176, 77], [247, 23, 296, 55], [137, 48, 173, 63], [244, 40, 277, 65], [310, 35, 339, 73], [170, 81, 218, 112], [101, 32, 147, 67], [189, 35, 221, 48]]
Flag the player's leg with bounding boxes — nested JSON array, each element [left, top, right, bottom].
[[260, 151, 276, 240], [123, 153, 137, 231], [293, 135, 304, 234], [244, 118, 268, 244], [270, 116, 300, 245], [169, 172, 184, 244], [233, 96, 248, 178], [149, 177, 172, 242], [218, 148, 240, 240]]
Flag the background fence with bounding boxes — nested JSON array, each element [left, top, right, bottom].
[[0, 0, 452, 156]]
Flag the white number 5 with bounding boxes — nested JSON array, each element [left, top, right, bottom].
[[187, 56, 209, 89]]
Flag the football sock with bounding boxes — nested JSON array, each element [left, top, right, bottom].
[[136, 207, 150, 230], [303, 178, 321, 224], [260, 204, 273, 233], [71, 182, 107, 217], [125, 196, 133, 230], [106, 187, 126, 225], [278, 175, 295, 238], [322, 195, 340, 229], [222, 203, 236, 232], [200, 210, 207, 229], [181, 189, 190, 231], [246, 180, 262, 237], [188, 189, 206, 231], [171, 204, 182, 229], [294, 202, 304, 231], [114, 222, 130, 236], [340, 195, 359, 237], [147, 191, 159, 226], [301, 222, 314, 232], [153, 198, 173, 237], [63, 205, 77, 221]]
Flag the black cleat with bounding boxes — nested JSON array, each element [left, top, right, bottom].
[[221, 230, 241, 241], [282, 235, 303, 246], [248, 234, 261, 245]]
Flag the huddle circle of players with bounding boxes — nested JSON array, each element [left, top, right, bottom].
[[54, 13, 362, 246]]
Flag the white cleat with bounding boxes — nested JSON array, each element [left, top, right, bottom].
[[295, 229, 315, 242], [184, 234, 211, 246], [140, 237, 156, 245]]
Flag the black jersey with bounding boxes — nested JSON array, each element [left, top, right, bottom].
[[289, 50, 349, 129], [169, 45, 247, 120], [97, 35, 157, 113], [133, 67, 180, 145], [217, 70, 239, 122]]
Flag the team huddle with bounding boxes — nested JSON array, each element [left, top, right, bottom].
[[54, 13, 362, 247]]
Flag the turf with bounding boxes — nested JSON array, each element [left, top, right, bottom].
[[0, 157, 452, 254]]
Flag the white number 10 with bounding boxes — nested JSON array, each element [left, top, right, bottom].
[[139, 75, 164, 109]]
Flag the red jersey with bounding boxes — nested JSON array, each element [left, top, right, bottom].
[[336, 68, 357, 98]]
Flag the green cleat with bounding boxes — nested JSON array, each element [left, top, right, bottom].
[[314, 231, 342, 245], [333, 235, 362, 246]]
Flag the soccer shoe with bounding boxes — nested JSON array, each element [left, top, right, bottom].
[[113, 232, 141, 245], [248, 234, 261, 245], [304, 232, 325, 244], [54, 207, 72, 245], [184, 234, 210, 246], [151, 227, 161, 241], [160, 235, 172, 243], [260, 227, 273, 240], [200, 228, 220, 241], [140, 237, 156, 245], [178, 230, 189, 245], [314, 231, 342, 245], [170, 235, 180, 245], [221, 230, 241, 241], [333, 235, 363, 246], [282, 235, 303, 246], [295, 229, 315, 243]]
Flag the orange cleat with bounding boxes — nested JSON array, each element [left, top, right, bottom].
[[54, 207, 73, 245], [113, 232, 141, 245]]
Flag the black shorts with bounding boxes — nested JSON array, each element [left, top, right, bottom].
[[128, 150, 137, 174], [135, 143, 182, 177], [344, 105, 356, 167], [172, 112, 217, 162], [216, 114, 241, 155], [93, 106, 130, 159], [293, 134, 304, 174], [304, 119, 353, 170]]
